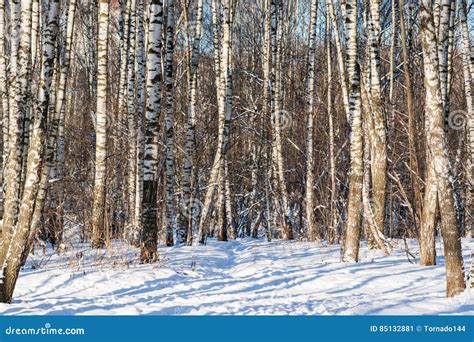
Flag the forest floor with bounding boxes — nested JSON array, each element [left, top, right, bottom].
[[0, 236, 472, 315]]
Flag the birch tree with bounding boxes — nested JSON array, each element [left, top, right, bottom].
[[197, 0, 235, 243], [141, 0, 164, 262], [366, 0, 387, 243], [342, 0, 364, 262], [177, 0, 203, 244], [419, 0, 465, 297], [0, 0, 33, 278], [164, 0, 176, 247], [91, 0, 110, 248], [134, 0, 146, 246], [0, 0, 59, 303], [305, 0, 318, 241], [0, 0, 8, 219]]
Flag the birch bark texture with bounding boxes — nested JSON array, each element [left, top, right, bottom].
[[141, 0, 164, 262], [305, 0, 318, 241], [342, 0, 364, 262], [91, 0, 110, 248], [419, 0, 465, 297], [0, 0, 59, 303]]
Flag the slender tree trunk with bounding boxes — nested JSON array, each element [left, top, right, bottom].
[[305, 0, 318, 241], [197, 0, 224, 243], [367, 0, 387, 243], [342, 0, 363, 262], [178, 0, 203, 245], [459, 0, 473, 237], [327, 10, 337, 244], [30, 0, 40, 72], [0, 0, 8, 222], [273, 1, 292, 240], [91, 0, 110, 248], [327, 0, 350, 120], [140, 0, 163, 262], [399, 0, 422, 238], [437, 0, 453, 128], [164, 0, 176, 246], [126, 0, 138, 244], [198, 0, 234, 244], [134, 0, 146, 245], [45, 0, 77, 245]]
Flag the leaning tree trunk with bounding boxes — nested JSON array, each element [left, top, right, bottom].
[[0, 0, 8, 221], [91, 0, 110, 248], [140, 0, 163, 263], [196, 0, 222, 243], [327, 0, 349, 120], [198, 0, 234, 243], [0, 0, 59, 303], [342, 0, 363, 262], [0, 0, 33, 279], [419, 0, 465, 297]]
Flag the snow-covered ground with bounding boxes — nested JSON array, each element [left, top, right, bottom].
[[0, 238, 472, 315]]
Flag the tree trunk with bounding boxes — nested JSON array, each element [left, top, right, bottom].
[[178, 0, 203, 245], [367, 0, 387, 244], [0, 0, 33, 280], [342, 0, 363, 262], [164, 0, 176, 246], [419, 0, 465, 297], [140, 0, 164, 262], [91, 0, 110, 249], [305, 0, 318, 241], [0, 0, 59, 303]]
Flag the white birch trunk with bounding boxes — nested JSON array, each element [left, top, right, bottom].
[[178, 0, 203, 244], [140, 0, 163, 262], [0, 0, 59, 303], [164, 0, 176, 245], [91, 0, 110, 248], [305, 0, 318, 241], [342, 0, 364, 262], [419, 0, 465, 297]]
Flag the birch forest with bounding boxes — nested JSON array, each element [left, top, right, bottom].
[[0, 0, 473, 313]]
